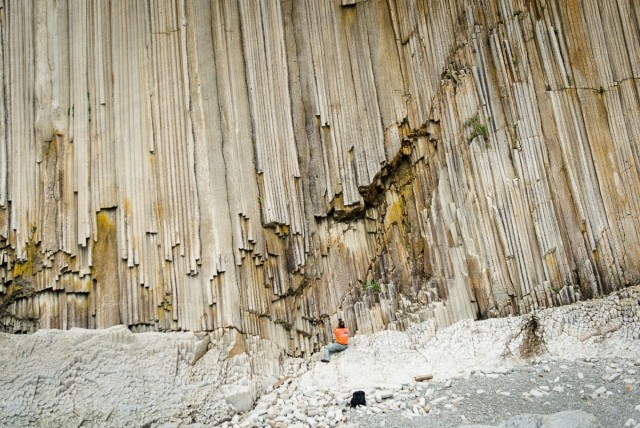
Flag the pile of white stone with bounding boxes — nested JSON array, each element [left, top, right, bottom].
[[223, 359, 640, 428], [225, 375, 443, 428]]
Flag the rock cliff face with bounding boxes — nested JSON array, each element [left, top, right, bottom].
[[1, 0, 639, 355]]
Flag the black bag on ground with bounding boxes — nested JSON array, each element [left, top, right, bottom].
[[350, 390, 366, 407]]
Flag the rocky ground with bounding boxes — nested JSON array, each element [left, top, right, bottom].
[[2, 286, 640, 428], [231, 357, 640, 428]]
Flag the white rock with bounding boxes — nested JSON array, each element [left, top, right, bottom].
[[608, 373, 621, 382], [530, 389, 545, 398], [307, 407, 323, 417], [254, 406, 268, 416], [293, 412, 307, 422], [430, 396, 448, 405], [593, 386, 607, 395], [302, 388, 318, 397], [326, 409, 335, 421], [224, 386, 255, 413], [375, 389, 394, 401], [335, 409, 343, 421], [265, 412, 277, 420]]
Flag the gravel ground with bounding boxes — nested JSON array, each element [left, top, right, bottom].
[[351, 357, 640, 427]]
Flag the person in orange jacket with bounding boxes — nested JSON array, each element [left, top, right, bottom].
[[321, 318, 349, 362]]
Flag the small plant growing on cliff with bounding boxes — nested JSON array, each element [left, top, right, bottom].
[[513, 10, 523, 17], [363, 279, 381, 294], [402, 218, 412, 234], [598, 86, 606, 94], [464, 114, 489, 144]]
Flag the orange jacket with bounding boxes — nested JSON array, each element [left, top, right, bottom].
[[334, 327, 349, 345]]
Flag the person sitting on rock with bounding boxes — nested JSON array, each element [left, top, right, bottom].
[[321, 319, 349, 362]]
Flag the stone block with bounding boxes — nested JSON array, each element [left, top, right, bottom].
[[224, 386, 254, 413]]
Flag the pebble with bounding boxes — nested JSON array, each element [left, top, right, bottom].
[[609, 373, 621, 382], [430, 396, 448, 405], [594, 386, 607, 395], [530, 389, 545, 398], [375, 390, 394, 402]]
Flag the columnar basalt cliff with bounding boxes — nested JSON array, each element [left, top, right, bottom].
[[1, 0, 639, 357]]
